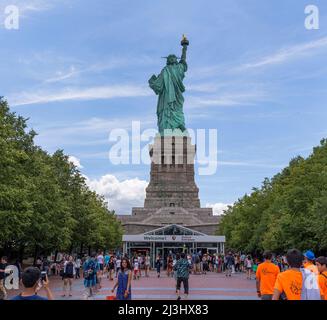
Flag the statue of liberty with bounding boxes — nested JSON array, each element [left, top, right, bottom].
[[149, 35, 189, 136]]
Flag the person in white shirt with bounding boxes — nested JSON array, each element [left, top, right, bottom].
[[115, 257, 121, 278], [145, 252, 151, 277], [74, 257, 81, 279], [244, 255, 253, 280], [133, 258, 139, 280]]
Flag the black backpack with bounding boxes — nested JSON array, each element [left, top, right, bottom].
[[65, 262, 74, 276]]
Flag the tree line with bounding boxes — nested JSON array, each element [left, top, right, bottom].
[[0, 98, 123, 261], [219, 138, 327, 255]]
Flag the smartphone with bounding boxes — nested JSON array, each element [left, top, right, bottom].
[[40, 271, 47, 282]]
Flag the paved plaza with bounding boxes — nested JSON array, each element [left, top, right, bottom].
[[7, 271, 259, 300]]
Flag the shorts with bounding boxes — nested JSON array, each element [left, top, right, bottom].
[[99, 264, 104, 271], [134, 269, 139, 275], [63, 273, 74, 279]]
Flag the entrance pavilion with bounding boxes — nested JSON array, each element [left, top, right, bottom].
[[122, 224, 225, 268]]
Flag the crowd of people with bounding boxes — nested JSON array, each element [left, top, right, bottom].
[[0, 248, 326, 301]]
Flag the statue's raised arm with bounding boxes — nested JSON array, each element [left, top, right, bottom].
[[180, 34, 189, 65]]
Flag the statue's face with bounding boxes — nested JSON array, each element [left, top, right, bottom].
[[167, 55, 178, 65]]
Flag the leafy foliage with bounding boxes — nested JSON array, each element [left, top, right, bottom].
[[219, 139, 327, 254], [0, 98, 122, 258]]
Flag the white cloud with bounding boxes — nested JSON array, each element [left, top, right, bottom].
[[86, 174, 148, 214], [188, 91, 267, 108], [206, 202, 232, 216], [68, 155, 83, 169], [237, 37, 327, 70], [45, 65, 78, 83], [10, 84, 151, 106]]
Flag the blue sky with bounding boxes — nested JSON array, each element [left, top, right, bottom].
[[1, 0, 327, 214]]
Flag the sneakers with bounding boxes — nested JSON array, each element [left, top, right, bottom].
[[177, 296, 181, 300]]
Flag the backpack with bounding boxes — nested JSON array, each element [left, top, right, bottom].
[[300, 268, 321, 300], [65, 262, 74, 276], [83, 261, 95, 279]]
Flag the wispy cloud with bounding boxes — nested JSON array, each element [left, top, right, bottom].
[[9, 84, 151, 106], [43, 55, 157, 84], [197, 159, 284, 169], [236, 37, 327, 71], [32, 116, 155, 149], [188, 90, 267, 108], [44, 65, 78, 83]]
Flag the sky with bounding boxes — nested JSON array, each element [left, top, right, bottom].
[[1, 0, 327, 215]]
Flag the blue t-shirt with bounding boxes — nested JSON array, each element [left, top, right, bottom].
[[11, 294, 48, 300]]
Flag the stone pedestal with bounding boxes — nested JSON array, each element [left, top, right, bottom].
[[117, 134, 220, 236], [144, 135, 200, 208]]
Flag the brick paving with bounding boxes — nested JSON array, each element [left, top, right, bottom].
[[7, 270, 259, 300]]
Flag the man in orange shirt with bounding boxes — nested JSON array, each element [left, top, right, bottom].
[[256, 251, 280, 300], [303, 250, 318, 275], [316, 256, 327, 300]]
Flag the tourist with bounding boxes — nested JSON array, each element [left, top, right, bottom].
[[36, 257, 42, 270], [14, 259, 22, 280], [316, 256, 327, 300], [155, 256, 161, 278], [187, 254, 192, 271], [272, 249, 322, 300], [62, 255, 75, 297], [256, 251, 280, 300], [202, 254, 208, 274], [225, 252, 234, 277], [167, 255, 173, 277], [82, 255, 97, 300], [41, 257, 50, 275], [252, 258, 259, 279], [174, 253, 191, 300], [240, 253, 246, 272], [303, 250, 318, 274], [104, 252, 110, 275], [194, 253, 201, 275], [115, 256, 121, 278], [133, 256, 140, 280], [111, 257, 132, 300], [0, 256, 9, 300], [108, 256, 115, 280], [245, 255, 253, 280], [59, 257, 66, 279], [137, 254, 143, 278], [234, 254, 240, 273], [75, 256, 81, 279], [173, 254, 179, 280], [50, 261, 56, 276], [145, 252, 151, 277], [11, 267, 54, 300], [97, 251, 104, 276]]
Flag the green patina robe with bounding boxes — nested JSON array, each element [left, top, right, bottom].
[[149, 61, 187, 135]]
